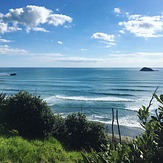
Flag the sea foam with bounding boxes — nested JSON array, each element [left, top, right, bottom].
[[88, 114, 142, 128], [55, 95, 134, 102]]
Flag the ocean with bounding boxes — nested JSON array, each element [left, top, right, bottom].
[[0, 68, 163, 130]]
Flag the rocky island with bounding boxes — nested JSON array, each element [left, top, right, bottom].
[[140, 67, 154, 71]]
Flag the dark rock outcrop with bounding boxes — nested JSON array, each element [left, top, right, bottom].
[[140, 67, 154, 71], [10, 73, 16, 76]]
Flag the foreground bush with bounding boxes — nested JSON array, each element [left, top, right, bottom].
[[45, 112, 108, 151], [52, 113, 108, 151], [0, 91, 55, 138], [0, 124, 18, 137], [0, 91, 108, 151], [82, 93, 163, 162], [0, 93, 6, 125], [135, 93, 163, 162]]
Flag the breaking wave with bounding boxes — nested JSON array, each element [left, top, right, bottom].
[[48, 95, 134, 102], [88, 114, 142, 128]]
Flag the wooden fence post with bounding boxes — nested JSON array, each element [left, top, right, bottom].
[[116, 109, 121, 144], [112, 108, 115, 142]]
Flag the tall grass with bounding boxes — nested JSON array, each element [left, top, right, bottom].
[[0, 136, 83, 163]]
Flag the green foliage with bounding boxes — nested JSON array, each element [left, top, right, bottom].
[[81, 143, 135, 163], [86, 121, 108, 151], [51, 114, 66, 141], [0, 136, 83, 163], [136, 93, 163, 162], [0, 91, 55, 138], [0, 91, 108, 151], [0, 124, 19, 137], [0, 93, 6, 124], [64, 113, 89, 150], [53, 113, 108, 151], [1, 90, 163, 162], [137, 105, 149, 127], [82, 93, 163, 163]]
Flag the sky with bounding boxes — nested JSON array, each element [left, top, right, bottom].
[[0, 0, 163, 67]]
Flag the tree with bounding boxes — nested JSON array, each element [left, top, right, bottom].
[[1, 91, 55, 138], [61, 113, 108, 151]]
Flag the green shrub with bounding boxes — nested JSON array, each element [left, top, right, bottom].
[[64, 113, 89, 150], [81, 93, 163, 162], [58, 113, 108, 151], [51, 114, 65, 140], [0, 93, 6, 124], [86, 121, 108, 151], [135, 93, 163, 162], [0, 91, 108, 151], [0, 124, 19, 137], [0, 91, 55, 138]]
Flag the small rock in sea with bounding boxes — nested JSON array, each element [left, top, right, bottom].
[[140, 67, 154, 71], [10, 73, 16, 76]]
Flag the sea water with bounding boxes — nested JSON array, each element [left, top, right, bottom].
[[0, 68, 163, 129]]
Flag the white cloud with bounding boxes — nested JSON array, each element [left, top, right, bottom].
[[119, 30, 125, 34], [114, 8, 121, 14], [108, 52, 163, 59], [0, 22, 8, 33], [55, 57, 105, 63], [0, 45, 65, 57], [106, 52, 163, 67], [81, 48, 87, 51], [1, 49, 162, 67], [31, 27, 49, 32], [0, 5, 73, 33], [29, 52, 64, 57], [119, 14, 163, 38], [48, 14, 72, 26], [92, 32, 115, 48], [133, 52, 163, 58], [0, 22, 20, 33], [58, 41, 63, 45], [106, 42, 116, 48], [92, 33, 115, 48], [92, 32, 115, 42], [64, 24, 72, 28], [0, 38, 12, 42], [41, 52, 163, 67], [0, 45, 28, 54], [108, 42, 116, 46]]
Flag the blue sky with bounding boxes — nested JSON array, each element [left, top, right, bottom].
[[0, 0, 163, 67]]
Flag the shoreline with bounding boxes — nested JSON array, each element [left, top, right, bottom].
[[106, 124, 144, 138]]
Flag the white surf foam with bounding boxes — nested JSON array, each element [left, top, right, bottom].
[[44, 96, 58, 106], [0, 73, 9, 76], [88, 114, 142, 128], [55, 95, 134, 102]]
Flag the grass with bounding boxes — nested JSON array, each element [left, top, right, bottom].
[[0, 136, 83, 163]]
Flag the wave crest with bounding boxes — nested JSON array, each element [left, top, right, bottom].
[[55, 95, 134, 102]]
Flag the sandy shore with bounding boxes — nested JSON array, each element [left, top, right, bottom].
[[106, 124, 144, 138]]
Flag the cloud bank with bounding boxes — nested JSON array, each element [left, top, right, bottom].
[[0, 45, 28, 54], [119, 14, 163, 38], [0, 5, 73, 33], [0, 38, 12, 42]]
